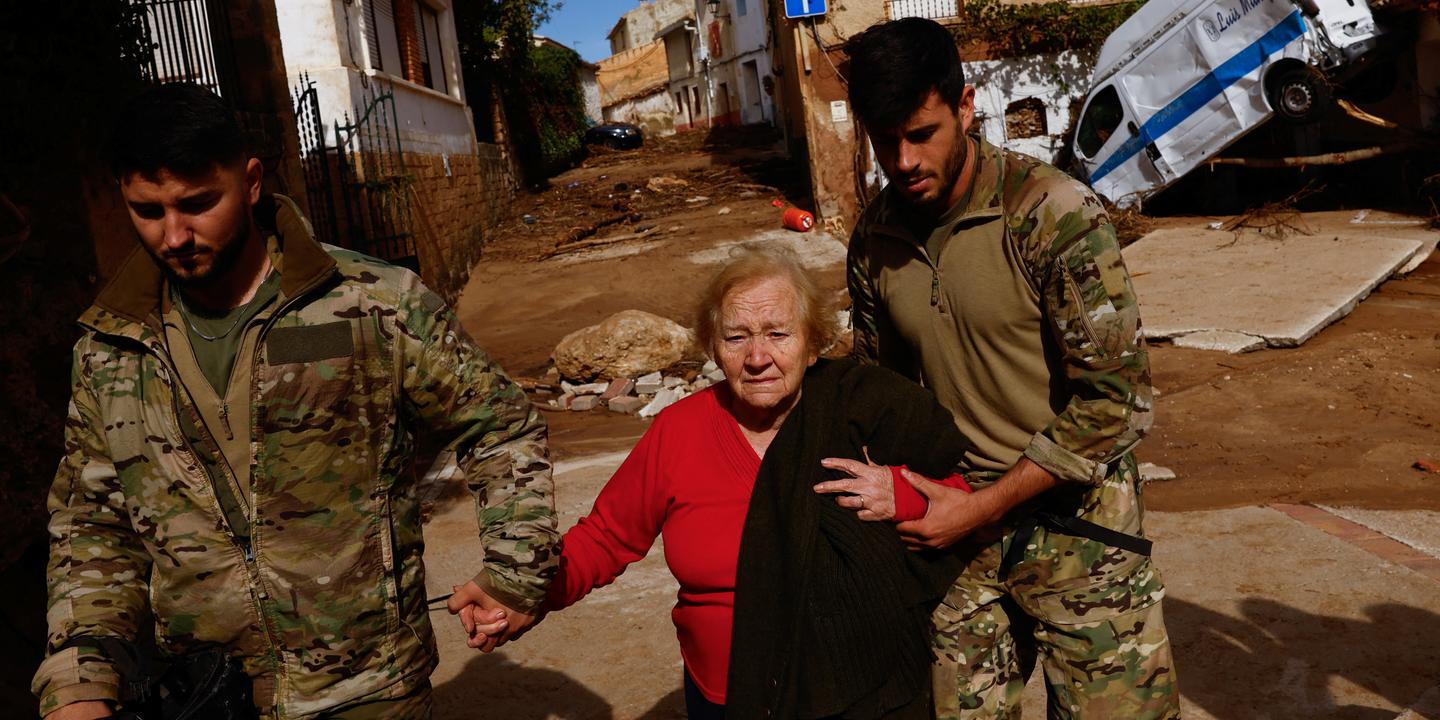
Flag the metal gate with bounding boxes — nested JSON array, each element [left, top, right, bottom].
[[291, 74, 339, 246], [133, 0, 239, 99], [335, 90, 416, 263]]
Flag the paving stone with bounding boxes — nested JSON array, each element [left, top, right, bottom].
[[599, 378, 635, 400], [569, 395, 598, 412], [607, 396, 646, 414]]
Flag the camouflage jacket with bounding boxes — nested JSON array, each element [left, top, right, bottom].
[[848, 132, 1152, 486], [33, 196, 558, 718]]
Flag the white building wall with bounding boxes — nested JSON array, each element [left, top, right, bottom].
[[605, 90, 677, 138], [694, 0, 772, 126], [278, 0, 478, 158], [579, 67, 603, 125], [964, 50, 1095, 164]]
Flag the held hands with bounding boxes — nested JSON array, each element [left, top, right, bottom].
[[446, 580, 539, 653], [815, 447, 897, 521], [894, 469, 1003, 550]]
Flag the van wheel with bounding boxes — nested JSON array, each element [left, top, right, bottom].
[[1268, 68, 1330, 124]]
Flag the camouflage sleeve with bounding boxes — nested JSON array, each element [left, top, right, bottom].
[[847, 231, 882, 365], [1020, 183, 1153, 485], [397, 278, 559, 614], [32, 340, 151, 715]]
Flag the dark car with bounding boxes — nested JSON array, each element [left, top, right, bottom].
[[584, 122, 643, 150]]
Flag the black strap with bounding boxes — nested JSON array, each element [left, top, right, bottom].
[[999, 511, 1153, 581], [998, 515, 1038, 581], [1036, 511, 1154, 556]]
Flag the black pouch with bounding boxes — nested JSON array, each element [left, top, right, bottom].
[[57, 636, 256, 720]]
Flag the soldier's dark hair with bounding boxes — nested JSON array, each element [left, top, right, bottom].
[[107, 83, 247, 179], [845, 18, 967, 131]]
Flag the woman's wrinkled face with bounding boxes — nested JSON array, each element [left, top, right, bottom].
[[715, 276, 818, 417]]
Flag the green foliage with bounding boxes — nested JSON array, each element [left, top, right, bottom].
[[454, 0, 589, 182], [527, 42, 590, 175], [954, 0, 1145, 59]]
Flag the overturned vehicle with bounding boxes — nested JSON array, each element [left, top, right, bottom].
[[1071, 0, 1387, 206]]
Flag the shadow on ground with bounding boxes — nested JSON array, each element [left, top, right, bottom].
[[433, 654, 685, 720], [1168, 597, 1440, 719]]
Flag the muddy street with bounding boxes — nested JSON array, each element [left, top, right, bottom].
[[420, 129, 1440, 719]]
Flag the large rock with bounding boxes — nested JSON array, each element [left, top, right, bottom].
[[553, 310, 702, 382]]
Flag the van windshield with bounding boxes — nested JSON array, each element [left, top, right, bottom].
[[1077, 86, 1124, 159]]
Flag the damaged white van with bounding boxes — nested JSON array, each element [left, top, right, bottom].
[[1072, 0, 1384, 206]]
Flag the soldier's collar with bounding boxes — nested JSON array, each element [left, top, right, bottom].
[[85, 194, 337, 334]]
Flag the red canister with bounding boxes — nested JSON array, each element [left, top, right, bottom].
[[782, 207, 814, 232]]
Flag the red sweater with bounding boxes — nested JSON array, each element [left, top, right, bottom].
[[546, 387, 969, 704]]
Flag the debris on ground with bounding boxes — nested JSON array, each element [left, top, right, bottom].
[[1211, 184, 1322, 240], [1104, 200, 1154, 247], [1415, 459, 1440, 474], [1139, 463, 1178, 482], [481, 126, 807, 264]]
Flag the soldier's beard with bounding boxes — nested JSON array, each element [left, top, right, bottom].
[[926, 134, 969, 213], [159, 210, 255, 290]]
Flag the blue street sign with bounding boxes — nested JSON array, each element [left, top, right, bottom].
[[785, 0, 826, 19]]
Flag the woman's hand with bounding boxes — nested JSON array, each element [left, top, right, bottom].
[[815, 447, 897, 521]]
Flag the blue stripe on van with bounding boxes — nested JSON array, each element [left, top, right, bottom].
[[1089, 10, 1307, 184]]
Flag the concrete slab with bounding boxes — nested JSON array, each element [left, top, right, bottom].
[[1171, 329, 1265, 353], [1399, 237, 1438, 276], [1125, 227, 1427, 349], [421, 452, 1440, 719], [1320, 506, 1440, 559]]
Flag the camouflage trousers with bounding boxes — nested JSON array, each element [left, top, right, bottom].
[[932, 462, 1180, 719], [260, 680, 432, 719]]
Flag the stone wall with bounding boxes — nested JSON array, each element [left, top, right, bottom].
[[405, 143, 514, 301]]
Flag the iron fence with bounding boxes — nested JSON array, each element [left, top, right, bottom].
[[334, 89, 416, 263], [292, 74, 339, 247]]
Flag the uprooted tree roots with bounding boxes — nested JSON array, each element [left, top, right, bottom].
[[1216, 183, 1324, 241]]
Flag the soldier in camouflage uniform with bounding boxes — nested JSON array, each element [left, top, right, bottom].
[[33, 84, 557, 719], [839, 19, 1179, 719]]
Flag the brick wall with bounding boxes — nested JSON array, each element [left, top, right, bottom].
[[405, 143, 514, 301]]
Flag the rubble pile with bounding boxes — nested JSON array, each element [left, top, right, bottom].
[[532, 362, 728, 418]]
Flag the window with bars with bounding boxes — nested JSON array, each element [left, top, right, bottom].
[[887, 0, 962, 21]]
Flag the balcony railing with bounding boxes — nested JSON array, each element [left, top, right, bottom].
[[887, 0, 962, 21]]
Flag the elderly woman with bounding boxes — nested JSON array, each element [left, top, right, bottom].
[[470, 248, 973, 719]]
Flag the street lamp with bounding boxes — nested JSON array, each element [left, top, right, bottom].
[[706, 0, 721, 16]]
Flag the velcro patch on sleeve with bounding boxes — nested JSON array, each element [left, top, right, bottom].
[[266, 321, 354, 364]]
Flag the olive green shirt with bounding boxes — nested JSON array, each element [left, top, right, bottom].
[[173, 271, 281, 394], [162, 271, 281, 539], [849, 134, 1152, 485]]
